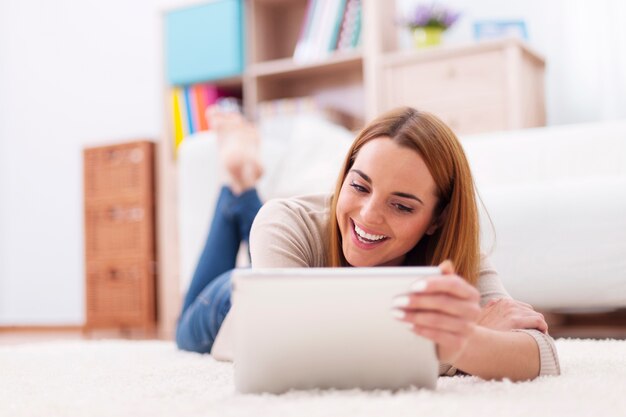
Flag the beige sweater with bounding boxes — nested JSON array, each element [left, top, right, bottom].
[[212, 194, 560, 377]]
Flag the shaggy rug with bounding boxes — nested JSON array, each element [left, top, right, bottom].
[[0, 338, 624, 417]]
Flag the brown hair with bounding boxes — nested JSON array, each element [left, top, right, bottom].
[[327, 107, 481, 285]]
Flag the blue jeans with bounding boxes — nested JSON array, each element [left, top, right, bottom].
[[176, 186, 262, 353]]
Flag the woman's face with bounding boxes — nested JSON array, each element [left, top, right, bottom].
[[336, 137, 440, 267]]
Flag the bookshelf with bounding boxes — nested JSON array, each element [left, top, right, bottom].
[[157, 0, 546, 337], [157, 0, 392, 337]]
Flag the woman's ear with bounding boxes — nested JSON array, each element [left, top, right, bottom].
[[426, 204, 449, 236]]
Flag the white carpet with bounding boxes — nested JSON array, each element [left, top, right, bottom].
[[1, 338, 625, 417]]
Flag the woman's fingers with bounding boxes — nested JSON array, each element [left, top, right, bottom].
[[514, 310, 549, 332], [392, 294, 480, 320], [509, 315, 548, 333], [517, 300, 535, 310], [397, 311, 475, 334], [392, 274, 481, 332], [478, 298, 549, 333], [409, 275, 480, 302], [438, 260, 455, 275]]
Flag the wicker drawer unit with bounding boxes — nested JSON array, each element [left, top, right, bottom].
[[83, 141, 156, 331], [380, 38, 546, 135]]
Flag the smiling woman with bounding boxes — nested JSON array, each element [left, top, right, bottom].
[[177, 106, 560, 382]]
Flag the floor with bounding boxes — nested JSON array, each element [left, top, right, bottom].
[[2, 309, 625, 345], [0, 326, 164, 346]]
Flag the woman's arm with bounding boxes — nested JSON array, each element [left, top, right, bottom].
[[453, 326, 540, 381], [392, 261, 560, 380]]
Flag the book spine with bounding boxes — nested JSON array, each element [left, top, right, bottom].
[[177, 88, 189, 139], [171, 88, 185, 151], [294, 0, 316, 61], [351, 0, 362, 48], [183, 86, 194, 134], [313, 0, 330, 59], [298, 0, 324, 62], [328, 0, 347, 52], [188, 85, 199, 133], [194, 85, 208, 131], [336, 0, 361, 51]]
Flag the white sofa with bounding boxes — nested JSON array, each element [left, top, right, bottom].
[[178, 114, 626, 312]]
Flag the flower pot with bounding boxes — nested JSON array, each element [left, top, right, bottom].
[[412, 27, 444, 48]]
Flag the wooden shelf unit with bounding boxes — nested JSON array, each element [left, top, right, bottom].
[[247, 50, 363, 79]]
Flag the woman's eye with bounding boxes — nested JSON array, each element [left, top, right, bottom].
[[394, 203, 414, 213], [350, 182, 368, 193]]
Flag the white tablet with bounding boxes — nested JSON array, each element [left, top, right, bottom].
[[232, 267, 441, 394]]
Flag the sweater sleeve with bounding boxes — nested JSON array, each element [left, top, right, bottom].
[[513, 329, 561, 376], [249, 199, 314, 268], [249, 195, 330, 268]]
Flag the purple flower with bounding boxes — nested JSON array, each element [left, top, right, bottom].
[[402, 3, 461, 30]]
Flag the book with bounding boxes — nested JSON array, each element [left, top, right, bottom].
[[183, 86, 194, 134], [171, 88, 185, 151], [328, 0, 347, 52], [294, 0, 350, 62], [194, 85, 208, 131], [336, 0, 361, 51], [293, 0, 318, 61]]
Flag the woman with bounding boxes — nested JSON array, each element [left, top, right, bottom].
[[177, 106, 560, 381]]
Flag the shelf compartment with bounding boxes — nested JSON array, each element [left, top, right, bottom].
[[249, 0, 309, 63], [254, 57, 365, 129], [248, 50, 363, 79]]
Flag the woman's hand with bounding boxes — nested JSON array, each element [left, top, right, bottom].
[[478, 298, 548, 333], [392, 261, 481, 365]]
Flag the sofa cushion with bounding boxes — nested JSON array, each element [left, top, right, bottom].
[[479, 176, 626, 310]]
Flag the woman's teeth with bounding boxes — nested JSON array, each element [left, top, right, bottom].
[[354, 223, 386, 242]]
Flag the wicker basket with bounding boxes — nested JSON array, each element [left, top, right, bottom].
[[84, 199, 154, 258], [83, 141, 154, 201], [85, 257, 156, 326]]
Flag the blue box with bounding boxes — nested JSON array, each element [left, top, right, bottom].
[[165, 0, 244, 85]]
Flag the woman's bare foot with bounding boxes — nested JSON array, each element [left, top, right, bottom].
[[206, 105, 263, 195]]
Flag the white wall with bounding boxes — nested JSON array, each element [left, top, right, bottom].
[[0, 0, 192, 324], [0, 0, 624, 325]]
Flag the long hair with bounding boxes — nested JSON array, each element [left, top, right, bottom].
[[327, 107, 481, 285]]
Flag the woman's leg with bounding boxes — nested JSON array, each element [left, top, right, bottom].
[[176, 186, 263, 353], [176, 105, 263, 353], [176, 269, 233, 353], [180, 186, 242, 314]]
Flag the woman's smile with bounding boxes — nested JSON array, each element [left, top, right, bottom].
[[350, 219, 389, 249]]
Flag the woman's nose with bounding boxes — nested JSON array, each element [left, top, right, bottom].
[[360, 198, 384, 225]]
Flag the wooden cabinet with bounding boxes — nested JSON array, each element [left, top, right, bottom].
[[84, 141, 156, 332], [379, 39, 545, 134]]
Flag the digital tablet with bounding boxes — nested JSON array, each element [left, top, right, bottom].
[[232, 267, 441, 394]]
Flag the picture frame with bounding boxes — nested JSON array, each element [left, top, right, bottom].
[[473, 20, 528, 41]]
